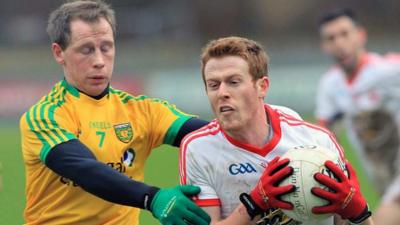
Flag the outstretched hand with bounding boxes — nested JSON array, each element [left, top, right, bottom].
[[151, 185, 211, 225]]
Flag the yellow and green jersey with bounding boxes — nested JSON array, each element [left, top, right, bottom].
[[20, 80, 194, 225]]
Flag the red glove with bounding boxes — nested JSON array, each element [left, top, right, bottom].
[[311, 160, 367, 220], [250, 156, 295, 210]]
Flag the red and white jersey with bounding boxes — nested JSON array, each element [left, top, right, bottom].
[[315, 52, 400, 121], [315, 52, 400, 200], [180, 104, 344, 224]]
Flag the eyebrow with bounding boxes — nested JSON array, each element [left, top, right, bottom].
[[206, 74, 242, 82]]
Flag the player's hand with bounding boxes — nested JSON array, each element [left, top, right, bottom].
[[250, 156, 295, 210], [150, 185, 211, 225], [311, 160, 369, 221]]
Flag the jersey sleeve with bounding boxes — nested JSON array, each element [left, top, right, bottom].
[[20, 103, 77, 163], [315, 76, 340, 122], [314, 126, 346, 161], [271, 105, 303, 120], [180, 141, 221, 207], [144, 98, 195, 148]]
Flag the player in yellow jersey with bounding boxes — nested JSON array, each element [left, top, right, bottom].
[[20, 1, 211, 225]]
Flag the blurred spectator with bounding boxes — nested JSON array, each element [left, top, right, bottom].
[[315, 8, 400, 225]]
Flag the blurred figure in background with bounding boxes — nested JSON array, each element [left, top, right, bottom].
[[315, 8, 400, 225]]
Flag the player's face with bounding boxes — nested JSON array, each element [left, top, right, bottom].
[[52, 18, 115, 96], [320, 16, 366, 72], [204, 56, 268, 133]]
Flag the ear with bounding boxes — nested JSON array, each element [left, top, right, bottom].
[[257, 76, 269, 98], [357, 27, 367, 46], [52, 43, 65, 65]]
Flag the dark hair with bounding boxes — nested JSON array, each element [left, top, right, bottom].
[[201, 36, 269, 83], [47, 0, 116, 50], [318, 8, 360, 28]]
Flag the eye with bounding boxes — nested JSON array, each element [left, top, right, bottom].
[[80, 46, 94, 55], [324, 34, 335, 42], [207, 81, 219, 90], [340, 30, 349, 38], [101, 43, 113, 53], [229, 79, 240, 86]]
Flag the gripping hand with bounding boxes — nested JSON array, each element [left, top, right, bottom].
[[311, 160, 371, 223], [150, 185, 211, 225], [249, 157, 295, 211]]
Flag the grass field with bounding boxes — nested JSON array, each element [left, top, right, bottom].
[[0, 119, 379, 224]]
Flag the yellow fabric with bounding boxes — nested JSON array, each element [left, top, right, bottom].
[[20, 80, 193, 225]]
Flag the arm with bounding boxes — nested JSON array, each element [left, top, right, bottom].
[[47, 139, 210, 225], [173, 118, 209, 147], [47, 139, 159, 208], [318, 112, 344, 129], [203, 204, 254, 225], [359, 218, 375, 225], [315, 76, 343, 129], [335, 215, 374, 225]]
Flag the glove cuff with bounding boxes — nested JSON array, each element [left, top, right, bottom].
[[146, 186, 161, 211], [348, 205, 372, 224], [239, 193, 264, 220]]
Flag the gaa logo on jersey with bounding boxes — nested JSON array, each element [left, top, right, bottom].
[[114, 123, 133, 143], [228, 163, 257, 175]]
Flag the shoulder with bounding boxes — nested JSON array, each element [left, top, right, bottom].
[[180, 120, 220, 151], [385, 52, 400, 62], [317, 66, 345, 94], [273, 105, 332, 136], [110, 88, 151, 104], [110, 87, 188, 113], [21, 82, 69, 126], [366, 52, 399, 68], [110, 87, 174, 105], [320, 65, 342, 82], [364, 55, 400, 80], [269, 104, 303, 120]]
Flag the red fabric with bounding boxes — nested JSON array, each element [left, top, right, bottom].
[[194, 198, 221, 207]]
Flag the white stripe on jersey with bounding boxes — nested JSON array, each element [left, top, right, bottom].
[[180, 120, 219, 185]]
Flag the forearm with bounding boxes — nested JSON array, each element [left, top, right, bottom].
[[206, 204, 255, 225], [173, 118, 209, 146], [46, 139, 159, 209], [358, 217, 374, 225], [335, 215, 374, 225]]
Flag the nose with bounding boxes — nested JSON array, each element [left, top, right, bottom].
[[217, 83, 230, 99], [93, 49, 105, 69]]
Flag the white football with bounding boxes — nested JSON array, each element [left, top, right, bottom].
[[279, 145, 348, 223]]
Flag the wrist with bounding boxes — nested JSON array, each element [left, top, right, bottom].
[[239, 193, 264, 220], [348, 205, 371, 225], [146, 186, 160, 211]]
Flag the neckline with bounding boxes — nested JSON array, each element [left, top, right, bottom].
[[61, 80, 110, 106], [220, 104, 282, 157], [345, 52, 370, 86]]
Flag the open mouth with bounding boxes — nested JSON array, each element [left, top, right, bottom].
[[220, 106, 234, 113]]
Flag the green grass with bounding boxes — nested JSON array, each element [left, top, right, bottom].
[[0, 120, 379, 224]]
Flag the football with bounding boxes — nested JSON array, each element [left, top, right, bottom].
[[279, 145, 348, 223]]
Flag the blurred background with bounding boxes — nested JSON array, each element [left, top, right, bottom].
[[0, 0, 399, 224]]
